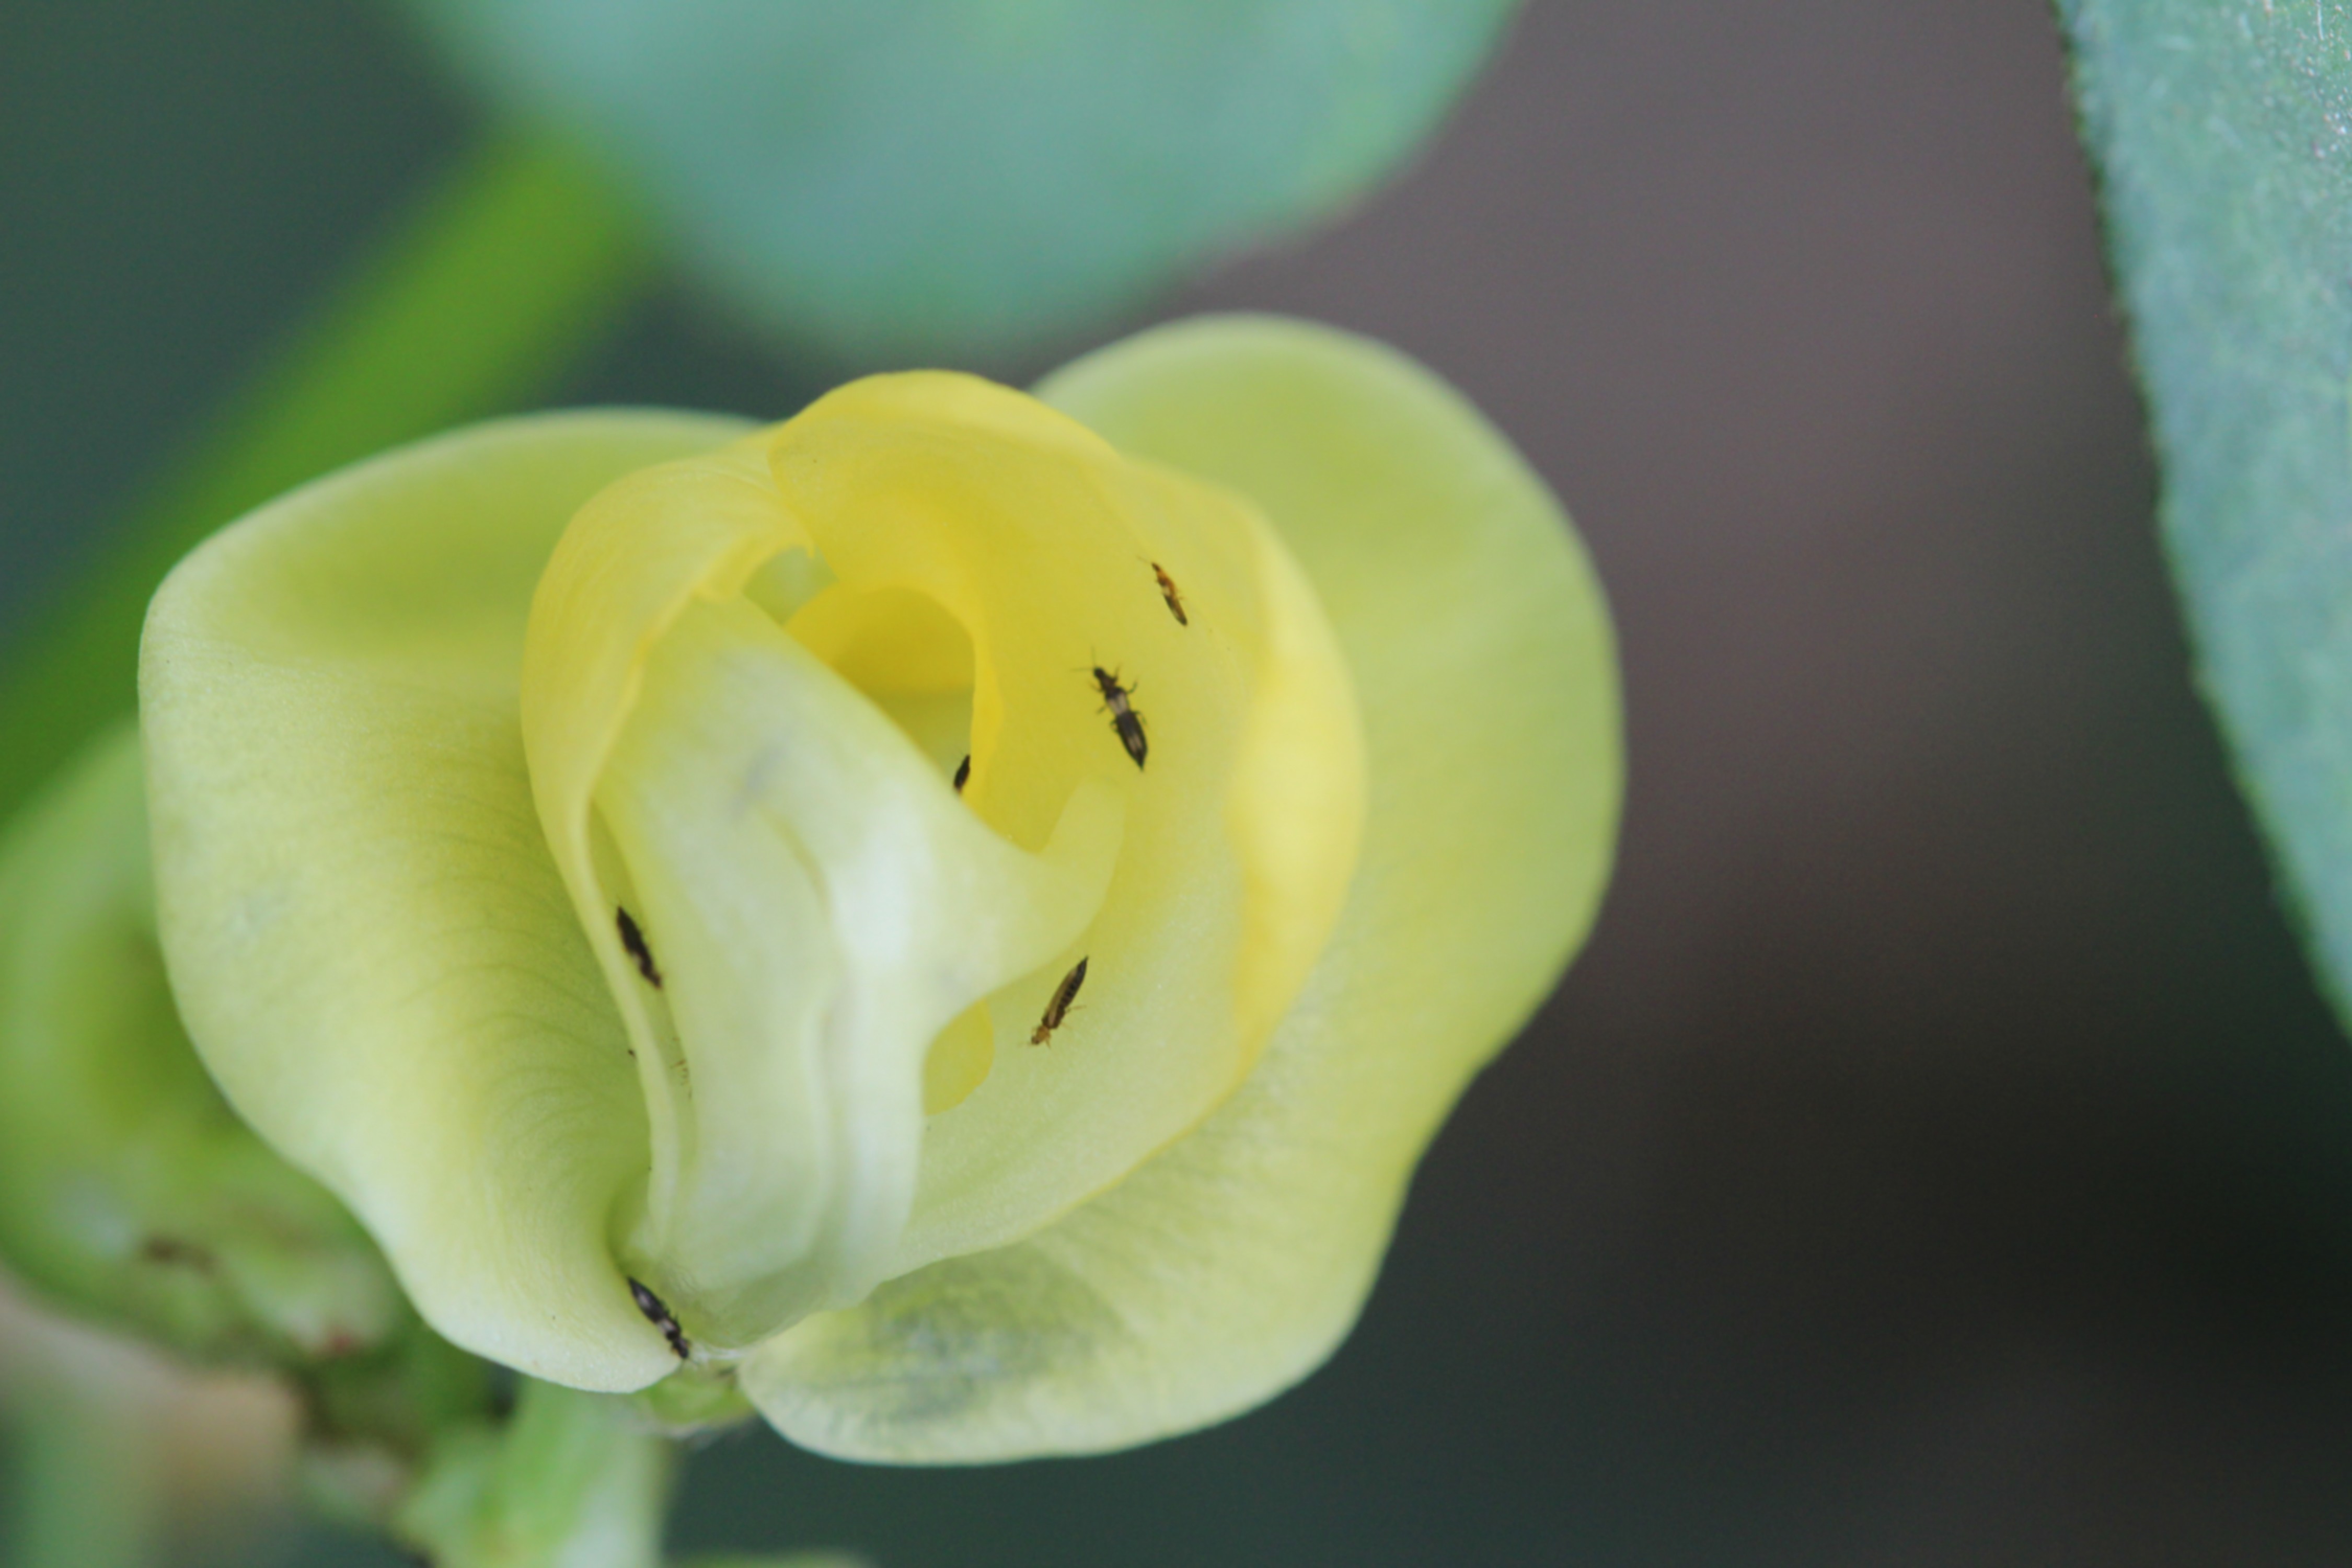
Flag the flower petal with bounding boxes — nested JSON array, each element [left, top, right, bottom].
[[592, 592, 1124, 1346], [141, 411, 753, 1390], [523, 376, 1360, 1352], [741, 315, 1621, 1459], [762, 377, 1363, 1276]]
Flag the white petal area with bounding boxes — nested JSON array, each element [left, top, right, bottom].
[[141, 411, 754, 1390], [597, 595, 1122, 1348], [741, 316, 1620, 1459]]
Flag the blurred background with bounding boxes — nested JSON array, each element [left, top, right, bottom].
[[11, 1, 2352, 1563]]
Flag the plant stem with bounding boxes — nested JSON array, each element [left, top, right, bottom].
[[0, 132, 651, 823], [3, 1394, 159, 1568], [395, 1379, 673, 1568]]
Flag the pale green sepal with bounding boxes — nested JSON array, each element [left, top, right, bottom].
[[0, 722, 399, 1366], [141, 411, 753, 1391], [295, 1317, 501, 1530], [629, 1362, 753, 1434], [395, 1379, 670, 1568], [743, 315, 1620, 1459]]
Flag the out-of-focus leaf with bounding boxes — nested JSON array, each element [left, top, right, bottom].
[[398, 0, 1520, 363], [394, 1380, 670, 1568], [2061, 4, 2352, 1023]]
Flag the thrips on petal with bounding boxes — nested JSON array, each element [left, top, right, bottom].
[[1031, 957, 1089, 1045]]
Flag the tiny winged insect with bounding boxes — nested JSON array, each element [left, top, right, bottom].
[[1090, 665, 1148, 769], [140, 1236, 215, 1271], [1031, 957, 1089, 1045], [616, 907, 662, 988], [628, 1277, 690, 1359], [1150, 561, 1189, 626], [953, 754, 971, 793]]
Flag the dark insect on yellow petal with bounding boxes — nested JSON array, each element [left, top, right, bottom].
[[1030, 956, 1089, 1046], [1089, 666, 1148, 769], [616, 907, 663, 988], [629, 1276, 690, 1360], [1151, 561, 1189, 626], [953, 754, 971, 793]]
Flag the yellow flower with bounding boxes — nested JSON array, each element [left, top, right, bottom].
[[137, 315, 1620, 1461]]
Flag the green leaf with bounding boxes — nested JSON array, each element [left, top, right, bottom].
[[2060, 5, 2352, 1023], [398, 0, 1521, 363]]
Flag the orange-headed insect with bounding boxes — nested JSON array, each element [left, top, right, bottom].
[[1031, 957, 1089, 1045], [1150, 561, 1189, 626], [1090, 665, 1148, 769]]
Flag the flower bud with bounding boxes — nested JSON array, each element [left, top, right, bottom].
[[139, 316, 1619, 1460], [518, 372, 1362, 1356], [0, 722, 400, 1367]]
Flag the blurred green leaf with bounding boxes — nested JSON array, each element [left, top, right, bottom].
[[3, 1391, 156, 1568], [2061, 3, 2352, 1024], [0, 724, 401, 1367], [399, 0, 1521, 363]]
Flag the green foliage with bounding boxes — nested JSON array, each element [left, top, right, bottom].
[[399, 0, 1521, 363], [0, 725, 401, 1367], [2, 1395, 155, 1568], [2061, 1, 2352, 1023]]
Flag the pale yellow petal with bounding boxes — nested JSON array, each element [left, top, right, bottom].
[[524, 376, 1361, 1358], [763, 376, 1363, 1275], [742, 315, 1620, 1459], [141, 411, 753, 1390], [590, 593, 1121, 1347]]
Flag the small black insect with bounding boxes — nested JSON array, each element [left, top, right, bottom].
[[140, 1236, 215, 1271], [953, 754, 971, 793], [616, 907, 662, 988], [1031, 956, 1089, 1046], [1090, 666, 1148, 769], [1150, 561, 1189, 626], [628, 1276, 690, 1359]]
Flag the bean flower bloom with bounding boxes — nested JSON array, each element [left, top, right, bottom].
[[137, 316, 1618, 1461]]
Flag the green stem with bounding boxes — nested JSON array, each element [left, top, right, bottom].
[[0, 132, 651, 822], [395, 1379, 673, 1568], [4, 1393, 160, 1568]]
